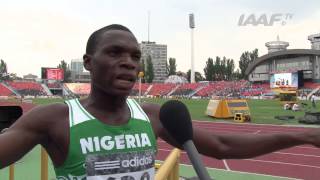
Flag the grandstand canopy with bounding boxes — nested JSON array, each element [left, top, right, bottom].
[[245, 49, 320, 76]]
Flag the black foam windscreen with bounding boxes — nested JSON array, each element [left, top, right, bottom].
[[159, 100, 193, 145]]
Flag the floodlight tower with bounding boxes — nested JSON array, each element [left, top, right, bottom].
[[189, 14, 195, 83]]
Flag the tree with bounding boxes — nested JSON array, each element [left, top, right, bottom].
[[233, 69, 242, 80], [0, 59, 8, 81], [213, 56, 222, 81], [57, 60, 71, 82], [187, 70, 204, 82], [8, 73, 22, 81], [220, 57, 227, 80], [176, 71, 187, 77], [204, 58, 214, 81], [226, 59, 235, 80], [167, 58, 177, 76], [145, 55, 154, 83], [239, 48, 258, 79]]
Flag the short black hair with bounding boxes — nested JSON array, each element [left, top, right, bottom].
[[86, 24, 133, 55]]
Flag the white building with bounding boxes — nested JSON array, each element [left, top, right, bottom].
[[140, 41, 168, 83], [70, 59, 84, 73], [70, 59, 90, 82]]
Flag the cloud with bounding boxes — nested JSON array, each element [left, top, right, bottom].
[[0, 8, 91, 76], [0, 0, 319, 77], [169, 14, 320, 74]]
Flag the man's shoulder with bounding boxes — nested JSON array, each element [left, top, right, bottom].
[[24, 102, 69, 124], [139, 102, 162, 138], [140, 102, 161, 116], [7, 102, 69, 144]]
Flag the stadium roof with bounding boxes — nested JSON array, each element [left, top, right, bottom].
[[245, 49, 320, 75]]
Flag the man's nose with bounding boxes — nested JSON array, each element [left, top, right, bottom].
[[120, 54, 136, 69]]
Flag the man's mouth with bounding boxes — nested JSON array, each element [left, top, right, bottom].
[[116, 74, 136, 83]]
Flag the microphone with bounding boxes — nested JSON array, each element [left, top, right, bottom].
[[159, 100, 212, 180]]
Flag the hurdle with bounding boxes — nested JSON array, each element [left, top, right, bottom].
[[8, 147, 48, 180], [155, 148, 181, 180], [41, 147, 48, 180], [9, 164, 14, 180]]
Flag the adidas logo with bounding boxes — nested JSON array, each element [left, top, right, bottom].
[[94, 156, 153, 170]]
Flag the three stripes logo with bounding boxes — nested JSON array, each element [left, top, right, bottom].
[[94, 160, 120, 170]]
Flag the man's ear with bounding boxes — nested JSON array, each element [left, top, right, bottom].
[[83, 54, 92, 71]]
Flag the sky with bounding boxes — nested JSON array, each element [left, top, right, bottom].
[[0, 0, 320, 77]]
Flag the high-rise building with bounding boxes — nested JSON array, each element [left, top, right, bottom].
[[140, 41, 168, 83], [70, 59, 84, 73], [70, 59, 90, 82]]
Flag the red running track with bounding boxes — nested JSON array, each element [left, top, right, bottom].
[[156, 121, 320, 180]]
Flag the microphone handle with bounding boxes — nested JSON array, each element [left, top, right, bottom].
[[183, 140, 213, 180]]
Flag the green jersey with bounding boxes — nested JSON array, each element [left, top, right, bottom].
[[54, 98, 157, 180]]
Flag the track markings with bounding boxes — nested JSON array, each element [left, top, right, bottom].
[[176, 163, 303, 180], [274, 151, 320, 158], [222, 160, 231, 171], [253, 130, 261, 134], [245, 159, 320, 169]]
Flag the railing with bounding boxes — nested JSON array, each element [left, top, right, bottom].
[[155, 148, 181, 180]]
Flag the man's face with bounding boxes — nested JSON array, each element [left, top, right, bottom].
[[85, 30, 141, 96]]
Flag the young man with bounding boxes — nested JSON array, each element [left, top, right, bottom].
[[1, 24, 320, 179]]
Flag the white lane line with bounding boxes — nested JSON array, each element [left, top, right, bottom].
[[244, 159, 320, 169], [294, 146, 319, 150], [253, 130, 261, 134], [177, 163, 303, 180], [156, 141, 320, 158], [192, 120, 318, 128], [157, 148, 320, 168], [222, 159, 231, 171], [193, 126, 305, 133], [274, 151, 320, 158]]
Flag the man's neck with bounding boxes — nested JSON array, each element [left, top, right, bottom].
[[80, 90, 130, 125], [85, 87, 128, 112]]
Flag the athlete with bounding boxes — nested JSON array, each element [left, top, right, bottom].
[[1, 24, 320, 179]]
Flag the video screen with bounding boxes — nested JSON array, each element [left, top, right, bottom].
[[270, 73, 298, 88], [41, 68, 64, 80]]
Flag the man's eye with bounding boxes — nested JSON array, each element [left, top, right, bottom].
[[108, 51, 119, 57], [132, 55, 141, 61]]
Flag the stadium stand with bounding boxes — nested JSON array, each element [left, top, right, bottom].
[[303, 82, 320, 89], [170, 83, 203, 96], [148, 83, 176, 96], [130, 83, 150, 96], [47, 82, 61, 89], [241, 82, 271, 97], [196, 82, 218, 97], [3, 80, 311, 98], [194, 80, 268, 97], [0, 83, 14, 96], [64, 83, 91, 95], [7, 81, 47, 96]]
